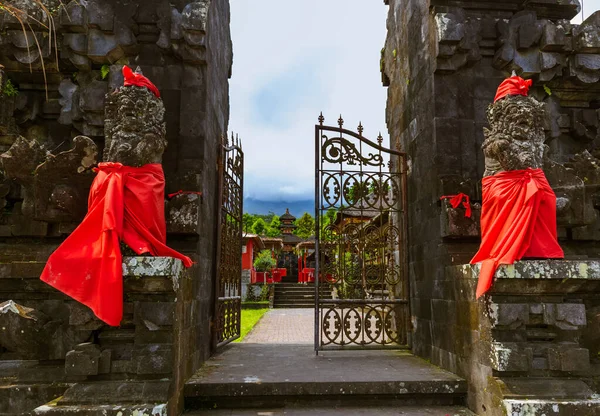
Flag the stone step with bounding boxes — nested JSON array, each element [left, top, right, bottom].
[[273, 304, 314, 308], [499, 378, 600, 416], [0, 383, 71, 416], [184, 345, 467, 411], [31, 381, 171, 416], [33, 402, 167, 416], [185, 405, 476, 415], [502, 399, 600, 416]]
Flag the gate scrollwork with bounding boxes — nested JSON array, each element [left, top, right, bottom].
[[315, 115, 409, 350]]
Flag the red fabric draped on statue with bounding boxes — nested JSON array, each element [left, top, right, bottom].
[[470, 168, 563, 298], [122, 66, 160, 98], [40, 162, 192, 326]]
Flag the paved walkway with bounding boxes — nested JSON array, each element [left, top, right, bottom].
[[242, 309, 313, 344]]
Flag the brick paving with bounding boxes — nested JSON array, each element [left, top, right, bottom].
[[242, 308, 313, 344]]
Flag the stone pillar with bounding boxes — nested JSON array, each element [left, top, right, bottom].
[[0, 0, 232, 413], [382, 0, 600, 412], [446, 260, 600, 415]]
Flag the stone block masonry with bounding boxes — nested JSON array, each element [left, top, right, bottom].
[[382, 0, 600, 413], [445, 261, 600, 415], [0, 0, 233, 414], [0, 257, 193, 415]]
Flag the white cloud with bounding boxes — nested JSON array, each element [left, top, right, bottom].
[[230, 0, 388, 204], [231, 1, 600, 206]]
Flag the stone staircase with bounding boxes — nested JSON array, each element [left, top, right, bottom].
[[273, 283, 331, 308], [183, 344, 475, 415]]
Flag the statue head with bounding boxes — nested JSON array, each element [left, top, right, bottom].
[[482, 75, 546, 175], [485, 95, 545, 144], [103, 66, 166, 166]]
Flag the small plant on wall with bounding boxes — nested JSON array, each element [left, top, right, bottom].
[[2, 79, 19, 97]]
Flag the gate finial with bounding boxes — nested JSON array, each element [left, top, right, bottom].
[[358, 122, 364, 136], [338, 115, 344, 128], [318, 112, 324, 125]]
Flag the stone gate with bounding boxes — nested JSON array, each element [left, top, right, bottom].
[[0, 0, 232, 414], [381, 0, 600, 414]]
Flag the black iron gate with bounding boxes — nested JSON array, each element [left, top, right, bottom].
[[314, 114, 409, 351], [214, 134, 244, 348]]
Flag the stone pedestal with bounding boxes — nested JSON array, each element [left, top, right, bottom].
[[0, 257, 196, 416], [446, 260, 600, 415]]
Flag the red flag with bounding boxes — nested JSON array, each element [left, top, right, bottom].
[[40, 163, 192, 326]]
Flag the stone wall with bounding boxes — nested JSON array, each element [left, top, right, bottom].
[[446, 261, 600, 415], [382, 0, 600, 412], [0, 0, 232, 414]]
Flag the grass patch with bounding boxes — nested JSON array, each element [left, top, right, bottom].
[[234, 308, 269, 343]]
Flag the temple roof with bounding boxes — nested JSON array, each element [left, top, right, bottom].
[[281, 233, 303, 245], [280, 208, 296, 221]]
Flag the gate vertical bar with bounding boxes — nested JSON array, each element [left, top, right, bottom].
[[212, 134, 226, 351], [314, 118, 321, 353]]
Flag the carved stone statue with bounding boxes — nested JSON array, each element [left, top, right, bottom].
[[482, 94, 546, 176], [40, 66, 191, 327], [0, 135, 98, 223], [103, 67, 167, 166], [471, 74, 564, 298]]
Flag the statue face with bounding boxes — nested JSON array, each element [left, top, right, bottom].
[[104, 86, 167, 166], [483, 95, 546, 174], [488, 97, 545, 143]]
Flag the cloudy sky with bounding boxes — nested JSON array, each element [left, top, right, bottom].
[[229, 1, 388, 204], [229, 1, 599, 206]]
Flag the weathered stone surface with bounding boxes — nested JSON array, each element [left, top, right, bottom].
[[0, 300, 92, 360], [65, 343, 101, 376], [59, 380, 170, 405], [103, 70, 167, 166], [166, 193, 201, 234], [482, 95, 546, 176], [122, 256, 183, 279], [440, 200, 481, 238], [0, 135, 98, 223], [463, 260, 600, 281]]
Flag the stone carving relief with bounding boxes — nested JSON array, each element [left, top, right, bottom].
[[0, 135, 98, 223], [493, 10, 600, 84], [435, 8, 482, 73], [482, 94, 546, 176], [157, 1, 211, 65], [104, 71, 167, 166]]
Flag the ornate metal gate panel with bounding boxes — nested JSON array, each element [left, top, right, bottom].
[[314, 115, 409, 351], [214, 134, 244, 348]]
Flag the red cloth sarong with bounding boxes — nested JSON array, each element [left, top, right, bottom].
[[470, 168, 563, 298], [40, 162, 192, 326]]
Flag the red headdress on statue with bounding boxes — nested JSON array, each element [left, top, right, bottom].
[[493, 74, 532, 102], [122, 65, 160, 98]]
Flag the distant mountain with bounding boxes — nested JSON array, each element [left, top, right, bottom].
[[244, 198, 315, 217]]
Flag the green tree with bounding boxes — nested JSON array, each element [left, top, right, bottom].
[[252, 218, 266, 235], [266, 215, 281, 237], [243, 213, 255, 233], [294, 212, 315, 239], [253, 249, 277, 272]]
